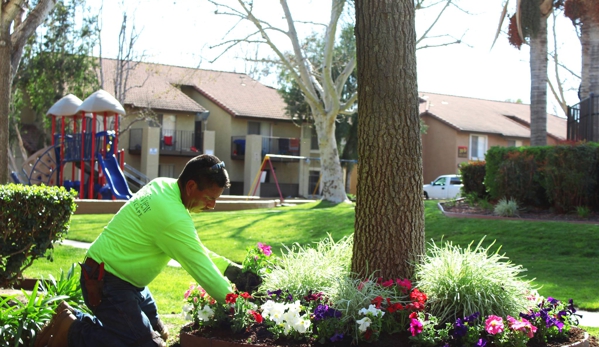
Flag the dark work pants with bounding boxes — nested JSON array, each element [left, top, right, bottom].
[[67, 262, 163, 347]]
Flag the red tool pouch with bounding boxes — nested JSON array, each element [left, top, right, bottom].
[[80, 259, 105, 308]]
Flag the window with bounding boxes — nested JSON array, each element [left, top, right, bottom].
[[248, 121, 261, 135], [450, 177, 462, 185], [433, 177, 447, 186], [159, 164, 175, 178], [161, 114, 176, 147], [470, 134, 487, 160], [507, 139, 522, 147], [308, 170, 321, 196]]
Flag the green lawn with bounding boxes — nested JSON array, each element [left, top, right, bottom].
[[24, 200, 599, 336]]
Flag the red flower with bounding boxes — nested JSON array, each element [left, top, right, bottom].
[[225, 293, 238, 304], [410, 288, 427, 304], [409, 312, 418, 319], [371, 296, 384, 309], [240, 292, 252, 300], [381, 279, 394, 287], [396, 278, 412, 293], [248, 310, 263, 323], [387, 302, 404, 313], [364, 329, 373, 340]]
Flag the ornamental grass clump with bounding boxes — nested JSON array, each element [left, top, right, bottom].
[[494, 197, 520, 217], [259, 234, 353, 300], [414, 238, 534, 325]]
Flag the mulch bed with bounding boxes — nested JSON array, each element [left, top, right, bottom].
[[178, 323, 593, 347], [440, 199, 599, 224]]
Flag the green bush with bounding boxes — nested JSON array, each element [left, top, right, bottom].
[[0, 184, 77, 288], [414, 238, 533, 325], [259, 235, 353, 300], [541, 144, 599, 213], [459, 161, 487, 199], [493, 197, 520, 217]]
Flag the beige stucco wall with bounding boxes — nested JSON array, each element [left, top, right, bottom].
[[421, 115, 460, 183]]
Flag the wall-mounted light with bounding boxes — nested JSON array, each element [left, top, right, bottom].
[[196, 111, 210, 122]]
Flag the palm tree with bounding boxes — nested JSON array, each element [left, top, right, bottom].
[[495, 0, 554, 146], [562, 0, 599, 99]]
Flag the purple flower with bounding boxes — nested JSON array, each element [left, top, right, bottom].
[[547, 297, 560, 305], [313, 304, 329, 321], [476, 338, 487, 347], [267, 289, 282, 297], [465, 312, 480, 324], [568, 299, 577, 313], [330, 332, 344, 342], [452, 318, 468, 338], [327, 307, 342, 319]]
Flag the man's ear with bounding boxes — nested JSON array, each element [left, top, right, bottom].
[[185, 180, 197, 196]]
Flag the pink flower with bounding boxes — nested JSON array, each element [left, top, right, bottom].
[[257, 242, 272, 256], [485, 315, 505, 335], [396, 278, 412, 293], [409, 318, 423, 336], [507, 316, 537, 338], [381, 279, 395, 287], [184, 284, 195, 299]]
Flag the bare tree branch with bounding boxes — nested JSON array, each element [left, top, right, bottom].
[[416, 0, 452, 45], [10, 0, 57, 80]]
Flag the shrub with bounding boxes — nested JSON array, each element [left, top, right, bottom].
[[494, 198, 520, 217], [414, 238, 534, 325], [459, 161, 487, 199], [485, 146, 549, 206], [577, 206, 590, 218], [0, 184, 77, 287], [259, 235, 353, 300], [541, 144, 599, 213]]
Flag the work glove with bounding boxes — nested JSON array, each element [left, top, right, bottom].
[[224, 264, 263, 293]]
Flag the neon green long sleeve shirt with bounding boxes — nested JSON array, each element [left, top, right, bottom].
[[86, 178, 233, 303]]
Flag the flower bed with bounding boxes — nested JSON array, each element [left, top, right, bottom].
[[178, 239, 590, 347]]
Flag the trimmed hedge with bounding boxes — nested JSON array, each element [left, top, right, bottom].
[[485, 146, 548, 207], [460, 161, 487, 199], [0, 184, 77, 288], [483, 144, 599, 213]]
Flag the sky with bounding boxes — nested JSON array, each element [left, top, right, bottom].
[[87, 0, 582, 118]]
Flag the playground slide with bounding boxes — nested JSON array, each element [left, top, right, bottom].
[[96, 153, 133, 200]]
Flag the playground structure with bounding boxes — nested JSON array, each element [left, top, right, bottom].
[[14, 90, 133, 200]]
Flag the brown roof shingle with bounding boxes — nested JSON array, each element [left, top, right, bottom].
[[99, 59, 288, 120], [419, 92, 566, 140]]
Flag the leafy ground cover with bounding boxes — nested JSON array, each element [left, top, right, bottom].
[[21, 200, 599, 345]]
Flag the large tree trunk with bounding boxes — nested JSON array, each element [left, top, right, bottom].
[[580, 15, 599, 99], [313, 113, 347, 203], [529, 16, 548, 146], [352, 0, 425, 279], [0, 23, 11, 183]]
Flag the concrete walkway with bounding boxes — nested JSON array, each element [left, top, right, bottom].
[[58, 240, 599, 327]]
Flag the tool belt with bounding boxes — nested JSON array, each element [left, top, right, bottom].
[[79, 257, 106, 308]]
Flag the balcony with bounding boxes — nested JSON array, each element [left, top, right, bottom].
[[230, 136, 301, 161], [129, 129, 203, 156], [568, 94, 599, 142]]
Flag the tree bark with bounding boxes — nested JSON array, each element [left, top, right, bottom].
[[352, 0, 425, 279], [580, 15, 599, 99], [0, 22, 11, 183], [529, 16, 548, 147]]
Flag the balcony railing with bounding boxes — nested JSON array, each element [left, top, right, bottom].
[[230, 136, 301, 161], [129, 129, 203, 156], [567, 94, 599, 142]]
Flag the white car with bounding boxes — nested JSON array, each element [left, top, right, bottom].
[[423, 174, 462, 200]]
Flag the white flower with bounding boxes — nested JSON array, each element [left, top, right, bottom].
[[358, 304, 385, 318], [356, 317, 372, 332], [197, 306, 214, 321], [293, 318, 311, 334]]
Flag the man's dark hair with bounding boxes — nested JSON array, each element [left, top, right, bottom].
[[178, 154, 231, 190]]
